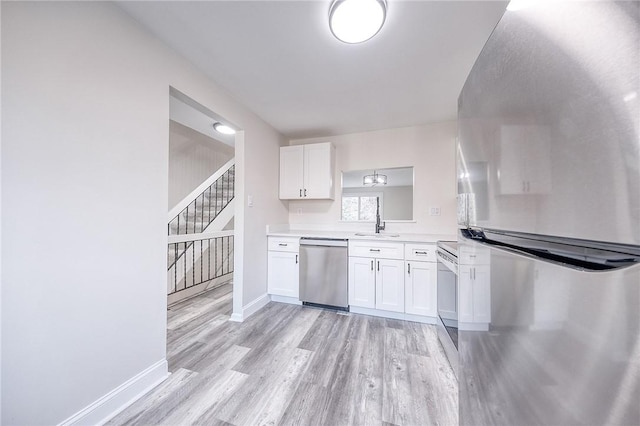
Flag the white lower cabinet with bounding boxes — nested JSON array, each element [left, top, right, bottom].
[[349, 257, 404, 312], [348, 241, 406, 314], [375, 259, 405, 313], [458, 264, 490, 325], [405, 260, 437, 317], [267, 237, 299, 298], [267, 251, 299, 298], [348, 257, 376, 308]]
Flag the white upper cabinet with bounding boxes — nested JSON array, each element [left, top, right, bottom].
[[279, 146, 304, 199], [279, 142, 335, 200], [499, 125, 551, 194]]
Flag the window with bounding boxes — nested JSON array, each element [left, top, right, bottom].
[[341, 194, 382, 221]]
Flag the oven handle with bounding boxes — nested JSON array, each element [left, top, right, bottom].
[[437, 249, 458, 275]]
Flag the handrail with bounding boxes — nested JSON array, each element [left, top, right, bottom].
[[168, 157, 235, 221], [168, 230, 234, 244], [167, 232, 234, 296]]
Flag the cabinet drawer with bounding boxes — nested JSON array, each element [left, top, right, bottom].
[[348, 241, 404, 260], [404, 243, 436, 262], [459, 245, 490, 265], [268, 237, 300, 252]]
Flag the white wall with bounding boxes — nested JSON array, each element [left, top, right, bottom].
[[288, 122, 458, 234], [168, 120, 234, 209], [1, 2, 287, 424]]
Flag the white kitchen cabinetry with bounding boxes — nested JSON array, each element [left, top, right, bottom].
[[348, 241, 405, 313], [499, 125, 551, 194], [404, 243, 438, 317], [375, 259, 405, 313], [405, 261, 437, 317], [348, 256, 376, 308], [279, 142, 335, 200], [267, 237, 300, 298], [458, 245, 491, 330]]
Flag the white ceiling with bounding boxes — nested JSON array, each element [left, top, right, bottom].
[[170, 93, 236, 147], [118, 1, 508, 139]]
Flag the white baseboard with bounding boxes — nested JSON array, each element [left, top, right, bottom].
[[270, 295, 302, 305], [229, 293, 270, 323], [404, 313, 437, 325], [459, 321, 489, 331], [229, 312, 244, 322], [349, 306, 436, 324], [59, 359, 169, 426]]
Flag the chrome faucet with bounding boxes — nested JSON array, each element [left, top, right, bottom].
[[375, 197, 385, 234]]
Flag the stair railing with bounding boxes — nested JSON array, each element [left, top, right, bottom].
[[168, 158, 235, 236], [167, 231, 234, 296], [167, 159, 235, 298]]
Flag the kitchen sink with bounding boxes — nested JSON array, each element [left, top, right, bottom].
[[354, 232, 400, 238]]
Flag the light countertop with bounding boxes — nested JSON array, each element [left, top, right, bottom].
[[267, 229, 456, 244]]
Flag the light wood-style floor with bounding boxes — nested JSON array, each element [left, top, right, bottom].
[[109, 283, 458, 426]]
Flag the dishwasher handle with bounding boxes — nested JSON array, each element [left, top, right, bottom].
[[299, 238, 348, 247]]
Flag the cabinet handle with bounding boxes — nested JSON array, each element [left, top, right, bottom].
[[279, 243, 288, 247], [299, 189, 302, 197], [470, 269, 473, 280], [415, 251, 428, 255], [304, 188, 307, 197], [377, 261, 380, 271], [371, 260, 374, 271], [407, 263, 411, 274], [527, 181, 530, 192], [369, 249, 380, 252], [296, 254, 298, 264]]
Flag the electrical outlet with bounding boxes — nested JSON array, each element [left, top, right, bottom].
[[430, 207, 441, 216], [247, 195, 254, 207]]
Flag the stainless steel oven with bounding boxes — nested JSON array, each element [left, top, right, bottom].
[[436, 241, 458, 377]]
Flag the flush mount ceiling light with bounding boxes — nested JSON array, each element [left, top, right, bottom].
[[329, 0, 387, 44], [213, 122, 236, 135], [363, 170, 387, 186]]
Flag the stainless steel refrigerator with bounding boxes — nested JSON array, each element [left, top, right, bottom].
[[456, 2, 639, 425]]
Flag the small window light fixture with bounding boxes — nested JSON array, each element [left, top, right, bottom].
[[363, 170, 387, 186], [329, 0, 387, 44], [213, 122, 236, 135]]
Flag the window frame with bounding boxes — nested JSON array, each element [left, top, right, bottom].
[[341, 192, 383, 222]]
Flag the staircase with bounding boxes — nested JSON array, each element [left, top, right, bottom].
[[167, 159, 235, 303], [168, 163, 235, 236]]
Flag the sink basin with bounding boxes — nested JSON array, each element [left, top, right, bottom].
[[354, 232, 400, 238]]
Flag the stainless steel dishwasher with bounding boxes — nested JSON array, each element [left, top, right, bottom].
[[299, 238, 348, 310]]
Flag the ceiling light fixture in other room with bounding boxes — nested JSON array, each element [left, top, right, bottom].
[[363, 170, 387, 186], [213, 122, 236, 135], [329, 0, 387, 44]]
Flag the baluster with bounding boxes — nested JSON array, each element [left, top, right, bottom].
[[193, 198, 198, 234]]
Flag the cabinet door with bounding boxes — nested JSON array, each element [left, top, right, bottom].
[[405, 261, 437, 317], [458, 265, 474, 323], [375, 259, 405, 313], [523, 125, 551, 194], [303, 143, 333, 199], [279, 145, 304, 199], [348, 256, 375, 308], [472, 265, 491, 323], [499, 126, 526, 194], [267, 251, 299, 298]]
